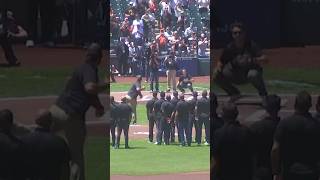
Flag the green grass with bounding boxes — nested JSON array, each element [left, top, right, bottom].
[[110, 82, 210, 92], [85, 137, 108, 180], [0, 67, 106, 97], [110, 140, 210, 175]]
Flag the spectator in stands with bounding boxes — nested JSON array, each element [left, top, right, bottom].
[[125, 2, 137, 22], [198, 33, 208, 57], [164, 26, 173, 39], [169, 31, 180, 52], [272, 91, 320, 180], [149, 0, 158, 13], [161, 6, 172, 29], [212, 103, 254, 180], [178, 38, 188, 56], [116, 37, 129, 76], [120, 17, 131, 38], [177, 69, 194, 93], [313, 96, 320, 121], [132, 24, 144, 46], [160, 0, 172, 16], [176, 11, 186, 33], [250, 94, 281, 180], [156, 29, 169, 52], [174, 2, 184, 20], [184, 22, 195, 38], [142, 10, 153, 42], [198, 0, 209, 18], [128, 42, 137, 76]]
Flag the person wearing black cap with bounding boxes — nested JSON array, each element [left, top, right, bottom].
[[196, 90, 210, 145], [110, 96, 119, 147], [153, 91, 166, 145], [170, 91, 179, 143], [188, 91, 199, 143], [146, 91, 158, 143], [250, 94, 281, 180], [127, 75, 145, 124], [115, 97, 132, 149], [21, 109, 70, 180], [49, 43, 106, 180], [212, 103, 254, 180], [175, 94, 191, 146], [160, 95, 174, 145], [271, 91, 320, 180]]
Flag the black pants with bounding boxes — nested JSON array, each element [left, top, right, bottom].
[[215, 64, 267, 96], [148, 115, 155, 142], [27, 0, 56, 42], [0, 34, 18, 65], [158, 117, 171, 145], [116, 121, 129, 148], [118, 58, 128, 75], [110, 119, 116, 147], [155, 113, 162, 143], [196, 116, 210, 144], [177, 82, 193, 93], [169, 120, 175, 142], [189, 114, 198, 142], [178, 119, 191, 146]]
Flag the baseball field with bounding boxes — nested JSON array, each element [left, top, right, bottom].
[[1, 45, 320, 180]]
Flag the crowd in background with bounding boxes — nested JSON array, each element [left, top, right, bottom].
[[110, 0, 210, 77]]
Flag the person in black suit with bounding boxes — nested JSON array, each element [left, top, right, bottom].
[[116, 37, 129, 76]]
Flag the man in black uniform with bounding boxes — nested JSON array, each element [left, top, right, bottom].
[[188, 91, 198, 143], [170, 91, 179, 143], [160, 95, 174, 145], [153, 91, 165, 145], [21, 110, 70, 180], [115, 97, 132, 149], [175, 94, 191, 146], [49, 43, 106, 180], [314, 96, 320, 121], [177, 69, 194, 93], [210, 91, 223, 146], [196, 90, 210, 145], [250, 94, 281, 180], [146, 91, 158, 143], [271, 91, 320, 180], [0, 6, 20, 66], [212, 103, 254, 180], [0, 109, 24, 180], [110, 96, 119, 148], [214, 22, 268, 103]]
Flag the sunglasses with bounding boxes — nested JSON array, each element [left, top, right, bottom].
[[232, 31, 242, 35]]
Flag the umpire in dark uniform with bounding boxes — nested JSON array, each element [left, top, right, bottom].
[[110, 96, 119, 148], [115, 97, 132, 149], [214, 22, 268, 103], [153, 91, 165, 145], [175, 94, 191, 146], [196, 90, 210, 145], [170, 91, 179, 143], [160, 95, 174, 145], [0, 4, 20, 66], [188, 91, 198, 143], [146, 91, 158, 143]]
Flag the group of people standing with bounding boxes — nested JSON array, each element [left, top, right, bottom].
[[146, 90, 210, 146], [211, 91, 320, 180]]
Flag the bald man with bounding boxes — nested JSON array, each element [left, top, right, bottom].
[[49, 43, 106, 180]]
